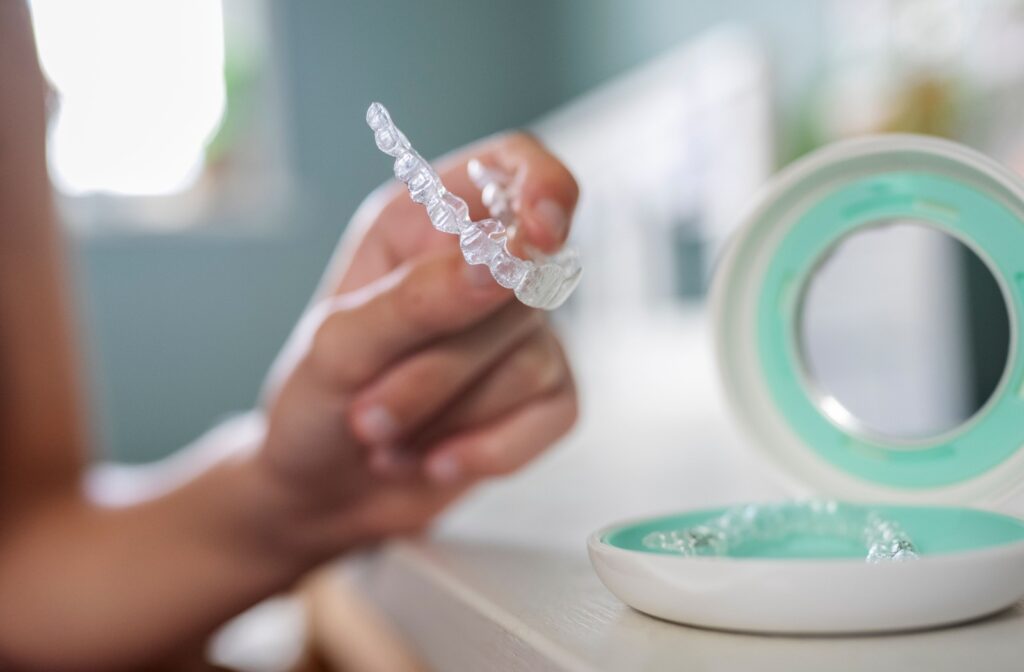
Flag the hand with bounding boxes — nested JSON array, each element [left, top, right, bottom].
[[255, 132, 580, 555]]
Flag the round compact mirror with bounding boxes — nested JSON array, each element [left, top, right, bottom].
[[713, 135, 1024, 498], [798, 221, 1011, 443]]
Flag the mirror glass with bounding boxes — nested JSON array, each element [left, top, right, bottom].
[[798, 221, 1011, 442]]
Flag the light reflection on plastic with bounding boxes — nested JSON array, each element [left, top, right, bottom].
[[30, 0, 226, 196]]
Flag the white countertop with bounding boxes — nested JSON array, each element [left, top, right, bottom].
[[343, 306, 1024, 671]]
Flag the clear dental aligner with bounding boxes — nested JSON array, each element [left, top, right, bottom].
[[642, 501, 919, 564], [366, 102, 582, 310]]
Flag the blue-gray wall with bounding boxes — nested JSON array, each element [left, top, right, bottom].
[[76, 0, 821, 462]]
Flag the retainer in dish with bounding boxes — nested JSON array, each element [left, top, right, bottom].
[[642, 500, 918, 563], [366, 103, 582, 310]]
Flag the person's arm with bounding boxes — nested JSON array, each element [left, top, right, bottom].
[[0, 9, 321, 668], [0, 0, 87, 501], [0, 433, 318, 669], [0, 4, 579, 670]]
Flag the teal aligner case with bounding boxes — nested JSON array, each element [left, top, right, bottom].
[[589, 135, 1024, 634]]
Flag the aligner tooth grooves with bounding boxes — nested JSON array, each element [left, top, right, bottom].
[[642, 501, 920, 563], [366, 102, 581, 310]]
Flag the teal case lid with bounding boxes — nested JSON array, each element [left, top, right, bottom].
[[711, 135, 1024, 503]]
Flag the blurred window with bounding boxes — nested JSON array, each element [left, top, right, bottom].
[[31, 0, 225, 196], [29, 0, 283, 229]]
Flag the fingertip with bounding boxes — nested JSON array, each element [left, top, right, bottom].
[[485, 134, 578, 255]]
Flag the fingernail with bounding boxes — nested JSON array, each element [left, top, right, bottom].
[[531, 198, 569, 242], [463, 263, 495, 289], [427, 453, 462, 484], [355, 405, 399, 443]]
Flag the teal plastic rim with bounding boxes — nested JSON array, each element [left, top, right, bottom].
[[757, 171, 1024, 488], [602, 505, 1024, 559]]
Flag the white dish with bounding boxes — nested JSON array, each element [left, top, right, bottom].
[[590, 507, 1024, 634]]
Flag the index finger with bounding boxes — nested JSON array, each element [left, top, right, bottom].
[[444, 132, 580, 256], [311, 247, 515, 390]]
